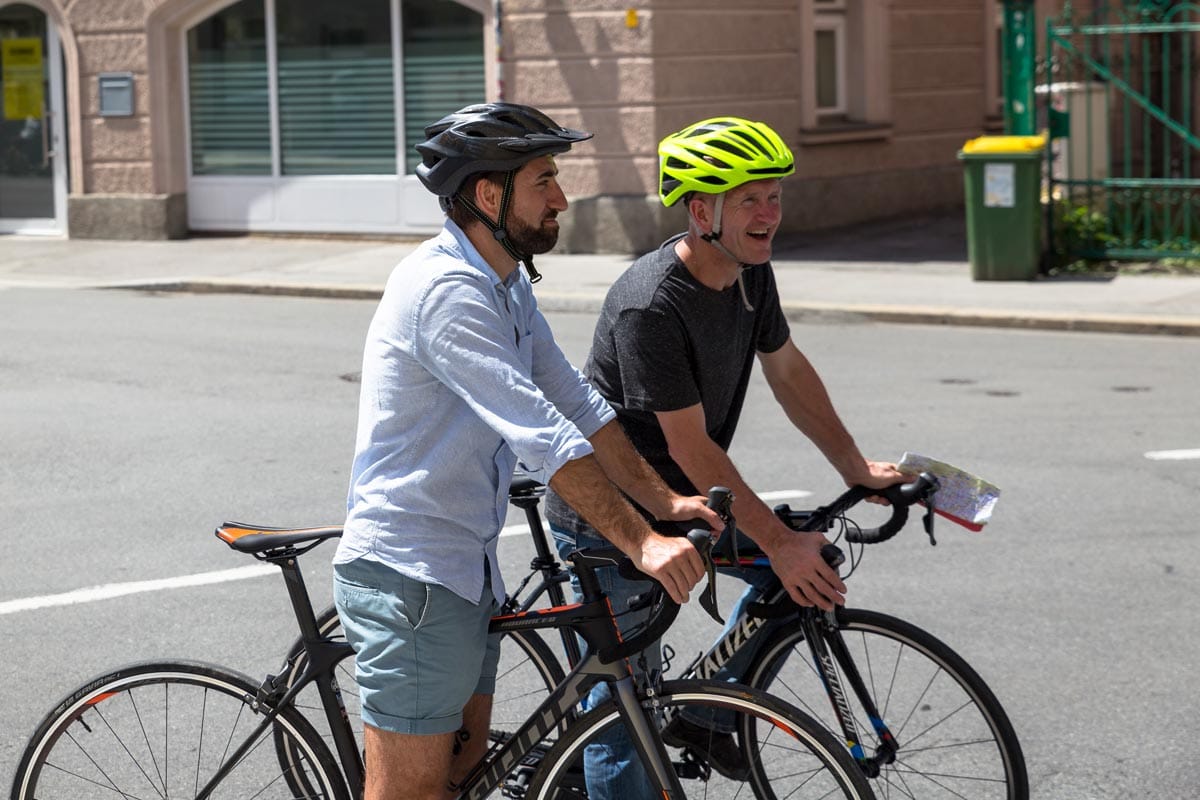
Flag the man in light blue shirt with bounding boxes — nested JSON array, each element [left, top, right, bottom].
[[333, 103, 722, 800]]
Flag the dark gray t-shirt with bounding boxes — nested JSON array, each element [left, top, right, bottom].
[[545, 235, 791, 534]]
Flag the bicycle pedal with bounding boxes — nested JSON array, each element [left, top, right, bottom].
[[674, 748, 712, 781]]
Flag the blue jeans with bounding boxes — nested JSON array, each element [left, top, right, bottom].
[[551, 525, 783, 799]]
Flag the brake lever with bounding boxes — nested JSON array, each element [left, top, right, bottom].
[[688, 487, 734, 626], [698, 557, 724, 624], [923, 485, 938, 546], [687, 527, 725, 625]]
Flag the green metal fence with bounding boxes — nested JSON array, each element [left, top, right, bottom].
[[1044, 0, 1200, 262]]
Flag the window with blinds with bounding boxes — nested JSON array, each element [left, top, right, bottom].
[[187, 0, 271, 175], [187, 0, 484, 179], [402, 0, 485, 174], [276, 0, 395, 175]]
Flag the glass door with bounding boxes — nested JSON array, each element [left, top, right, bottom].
[[0, 3, 66, 235]]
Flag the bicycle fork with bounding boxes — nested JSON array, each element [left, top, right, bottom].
[[803, 611, 898, 778]]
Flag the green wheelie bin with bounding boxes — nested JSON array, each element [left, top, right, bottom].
[[958, 134, 1046, 280]]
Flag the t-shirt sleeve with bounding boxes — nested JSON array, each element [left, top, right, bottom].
[[755, 265, 792, 355], [609, 305, 701, 413]]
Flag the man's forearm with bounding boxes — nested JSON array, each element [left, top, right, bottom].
[[548, 452, 652, 555], [586, 419, 678, 519], [668, 434, 796, 554], [766, 353, 869, 483]]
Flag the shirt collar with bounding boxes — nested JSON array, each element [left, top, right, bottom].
[[440, 219, 522, 291]]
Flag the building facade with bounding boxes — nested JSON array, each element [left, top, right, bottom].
[[0, 0, 1036, 252]]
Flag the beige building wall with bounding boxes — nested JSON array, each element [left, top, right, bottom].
[[39, 0, 1029, 249], [506, 0, 1003, 253], [52, 0, 185, 238]]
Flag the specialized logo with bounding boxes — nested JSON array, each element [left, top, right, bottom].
[[692, 614, 767, 680], [815, 649, 860, 749]]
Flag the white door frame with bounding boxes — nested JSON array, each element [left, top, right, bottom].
[[0, 9, 67, 236]]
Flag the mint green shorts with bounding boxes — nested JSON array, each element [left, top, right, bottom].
[[333, 557, 501, 735]]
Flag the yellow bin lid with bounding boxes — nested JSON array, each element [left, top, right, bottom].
[[960, 134, 1046, 154]]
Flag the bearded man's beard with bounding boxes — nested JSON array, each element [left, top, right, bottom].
[[507, 213, 559, 255]]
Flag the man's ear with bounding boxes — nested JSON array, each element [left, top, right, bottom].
[[688, 194, 713, 234], [475, 176, 503, 218]]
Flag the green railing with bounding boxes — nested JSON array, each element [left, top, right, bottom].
[[1044, 0, 1200, 262]]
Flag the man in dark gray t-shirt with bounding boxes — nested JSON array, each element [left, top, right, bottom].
[[545, 116, 908, 796]]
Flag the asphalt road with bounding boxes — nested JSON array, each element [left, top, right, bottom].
[[2, 287, 1198, 797]]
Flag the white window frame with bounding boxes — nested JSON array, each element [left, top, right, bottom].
[[799, 0, 891, 143], [179, 0, 490, 235], [814, 11, 847, 117]]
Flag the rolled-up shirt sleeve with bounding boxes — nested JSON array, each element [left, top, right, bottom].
[[412, 273, 597, 482]]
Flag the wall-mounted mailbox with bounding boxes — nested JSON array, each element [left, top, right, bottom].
[[98, 72, 134, 117]]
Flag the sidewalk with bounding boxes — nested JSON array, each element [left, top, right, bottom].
[[3, 214, 1199, 336]]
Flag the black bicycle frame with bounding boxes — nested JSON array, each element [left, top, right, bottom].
[[459, 597, 684, 799], [200, 547, 691, 800], [679, 580, 898, 773], [505, 486, 583, 667], [196, 551, 364, 799]]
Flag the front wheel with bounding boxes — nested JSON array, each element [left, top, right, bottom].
[[10, 660, 349, 800], [526, 679, 874, 800], [747, 607, 1028, 800]]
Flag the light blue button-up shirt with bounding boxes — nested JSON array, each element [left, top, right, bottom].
[[334, 221, 614, 605]]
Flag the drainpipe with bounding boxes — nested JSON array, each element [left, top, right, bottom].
[[1003, 0, 1037, 135]]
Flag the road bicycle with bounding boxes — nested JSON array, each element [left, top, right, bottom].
[[290, 473, 1028, 799], [693, 475, 1028, 800], [10, 488, 875, 800]]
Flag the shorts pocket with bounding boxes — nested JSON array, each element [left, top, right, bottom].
[[396, 576, 432, 630], [333, 559, 385, 597]]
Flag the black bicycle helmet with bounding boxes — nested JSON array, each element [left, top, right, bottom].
[[416, 102, 593, 199], [415, 103, 592, 280]]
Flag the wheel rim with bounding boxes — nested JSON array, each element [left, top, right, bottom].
[[20, 668, 342, 800]]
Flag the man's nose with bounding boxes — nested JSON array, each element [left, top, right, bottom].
[[548, 181, 569, 210]]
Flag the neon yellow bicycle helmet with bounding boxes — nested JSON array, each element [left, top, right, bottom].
[[658, 117, 795, 207]]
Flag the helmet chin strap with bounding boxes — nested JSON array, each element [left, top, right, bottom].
[[698, 193, 754, 311], [453, 171, 542, 283]]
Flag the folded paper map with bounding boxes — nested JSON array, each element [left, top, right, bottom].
[[897, 453, 1000, 532]]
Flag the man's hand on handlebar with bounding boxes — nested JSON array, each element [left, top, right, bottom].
[[845, 460, 912, 505], [761, 529, 847, 611], [632, 533, 706, 605], [659, 493, 725, 537], [630, 488, 727, 606]]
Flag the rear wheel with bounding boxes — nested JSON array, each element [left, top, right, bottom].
[[10, 660, 348, 800], [747, 607, 1028, 799]]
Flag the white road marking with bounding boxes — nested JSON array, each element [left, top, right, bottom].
[[0, 565, 276, 616], [2, 490, 816, 616], [1144, 449, 1200, 461], [500, 489, 813, 538]]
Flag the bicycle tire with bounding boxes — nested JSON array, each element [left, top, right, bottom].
[[526, 679, 874, 800], [746, 607, 1028, 800], [10, 659, 349, 800], [280, 606, 567, 778]]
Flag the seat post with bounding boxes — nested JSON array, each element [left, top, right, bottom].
[[272, 555, 322, 642]]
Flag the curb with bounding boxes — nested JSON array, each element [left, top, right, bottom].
[[775, 302, 1200, 337], [100, 279, 1200, 338]]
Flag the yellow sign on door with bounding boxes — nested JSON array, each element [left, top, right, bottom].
[[3, 37, 45, 120]]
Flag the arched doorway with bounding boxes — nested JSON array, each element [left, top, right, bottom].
[[0, 1, 66, 235], [183, 0, 487, 235]]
